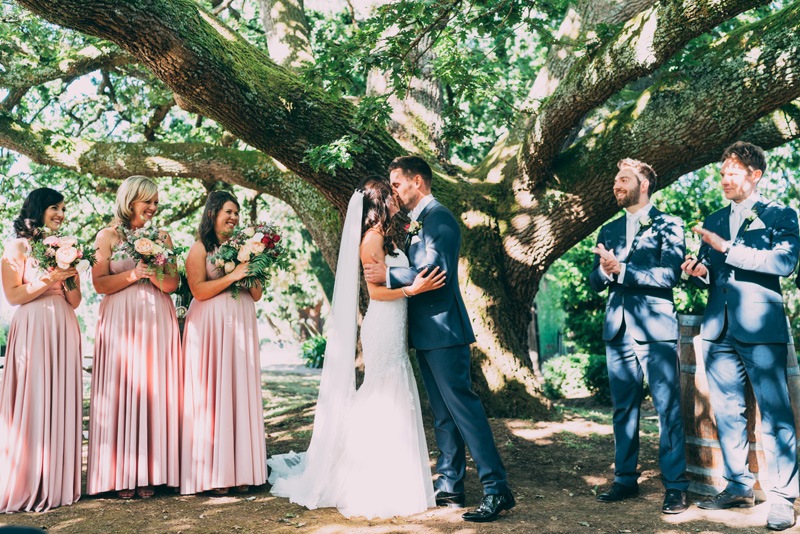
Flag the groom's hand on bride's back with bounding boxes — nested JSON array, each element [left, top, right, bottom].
[[363, 254, 387, 284], [409, 266, 446, 295]]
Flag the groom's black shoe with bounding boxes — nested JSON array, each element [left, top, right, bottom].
[[462, 492, 515, 522], [596, 482, 639, 502], [661, 489, 688, 514], [435, 490, 466, 508]]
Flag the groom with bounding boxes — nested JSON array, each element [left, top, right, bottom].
[[363, 156, 514, 523]]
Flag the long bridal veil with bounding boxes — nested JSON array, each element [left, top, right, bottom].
[[267, 190, 363, 508]]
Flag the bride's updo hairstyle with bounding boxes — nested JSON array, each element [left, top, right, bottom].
[[358, 176, 401, 258], [13, 187, 65, 240]]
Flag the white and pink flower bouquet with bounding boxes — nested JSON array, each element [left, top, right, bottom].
[[29, 228, 96, 291], [114, 222, 177, 278], [208, 223, 287, 297]]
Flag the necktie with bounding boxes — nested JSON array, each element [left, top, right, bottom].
[[730, 204, 741, 239], [626, 215, 637, 249]]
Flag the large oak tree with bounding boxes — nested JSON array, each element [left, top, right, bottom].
[[3, 0, 800, 416]]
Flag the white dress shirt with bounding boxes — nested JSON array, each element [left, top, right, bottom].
[[409, 194, 434, 222], [729, 193, 761, 239], [601, 203, 653, 282], [695, 192, 763, 284]]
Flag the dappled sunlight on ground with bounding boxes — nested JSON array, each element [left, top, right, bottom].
[[3, 365, 797, 532], [660, 501, 780, 530], [504, 417, 612, 445]]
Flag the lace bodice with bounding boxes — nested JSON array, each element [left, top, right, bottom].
[[360, 249, 409, 380]]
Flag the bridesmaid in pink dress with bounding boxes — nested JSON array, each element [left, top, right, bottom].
[[0, 188, 83, 512], [180, 191, 266, 495], [86, 175, 181, 499]]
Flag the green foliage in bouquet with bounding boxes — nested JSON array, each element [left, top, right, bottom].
[[114, 223, 179, 283], [208, 223, 290, 298], [29, 229, 97, 291]]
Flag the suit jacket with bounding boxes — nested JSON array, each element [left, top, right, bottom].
[[692, 200, 799, 343], [589, 207, 685, 342], [388, 199, 476, 351]]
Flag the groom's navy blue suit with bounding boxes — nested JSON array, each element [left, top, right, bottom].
[[589, 206, 689, 490], [388, 198, 509, 496], [692, 198, 800, 502]]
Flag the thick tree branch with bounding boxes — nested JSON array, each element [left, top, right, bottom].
[[0, 112, 342, 262], [14, 0, 404, 213], [520, 0, 771, 190], [740, 102, 800, 149], [0, 47, 134, 88], [523, 0, 657, 109], [0, 87, 28, 111], [504, 3, 800, 306]]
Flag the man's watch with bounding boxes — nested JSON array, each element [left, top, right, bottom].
[[722, 240, 732, 254]]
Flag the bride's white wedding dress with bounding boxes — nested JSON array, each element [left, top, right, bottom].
[[268, 249, 435, 519]]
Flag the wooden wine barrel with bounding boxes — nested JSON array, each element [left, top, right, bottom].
[[679, 314, 800, 498]]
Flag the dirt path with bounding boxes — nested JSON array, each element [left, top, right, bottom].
[[0, 374, 793, 533]]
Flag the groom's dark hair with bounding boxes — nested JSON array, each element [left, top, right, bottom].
[[389, 156, 432, 187]]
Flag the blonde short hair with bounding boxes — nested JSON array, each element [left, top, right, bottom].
[[114, 175, 158, 228]]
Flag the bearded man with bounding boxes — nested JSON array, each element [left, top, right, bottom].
[[589, 158, 689, 514]]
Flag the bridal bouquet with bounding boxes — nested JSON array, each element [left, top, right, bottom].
[[114, 222, 177, 278], [208, 223, 287, 297], [30, 228, 96, 291]]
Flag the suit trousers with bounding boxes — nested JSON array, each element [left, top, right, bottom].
[[703, 325, 799, 502], [606, 324, 688, 490], [416, 344, 509, 495]]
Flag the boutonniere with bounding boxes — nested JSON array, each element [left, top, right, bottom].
[[405, 220, 423, 236], [637, 214, 652, 230], [741, 207, 758, 222]]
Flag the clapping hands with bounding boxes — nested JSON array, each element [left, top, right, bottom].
[[592, 243, 621, 276], [680, 226, 720, 279]]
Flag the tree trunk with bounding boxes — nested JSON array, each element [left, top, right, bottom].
[[258, 0, 315, 70]]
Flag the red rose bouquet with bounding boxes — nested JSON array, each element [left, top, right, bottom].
[[208, 222, 287, 297]]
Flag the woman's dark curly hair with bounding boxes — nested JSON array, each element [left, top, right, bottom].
[[13, 187, 65, 240], [359, 177, 401, 257], [198, 191, 240, 252]]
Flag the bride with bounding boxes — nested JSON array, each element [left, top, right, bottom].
[[268, 177, 445, 519]]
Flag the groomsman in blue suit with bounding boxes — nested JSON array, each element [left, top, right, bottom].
[[363, 156, 513, 522], [682, 141, 799, 531], [590, 158, 690, 514]]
